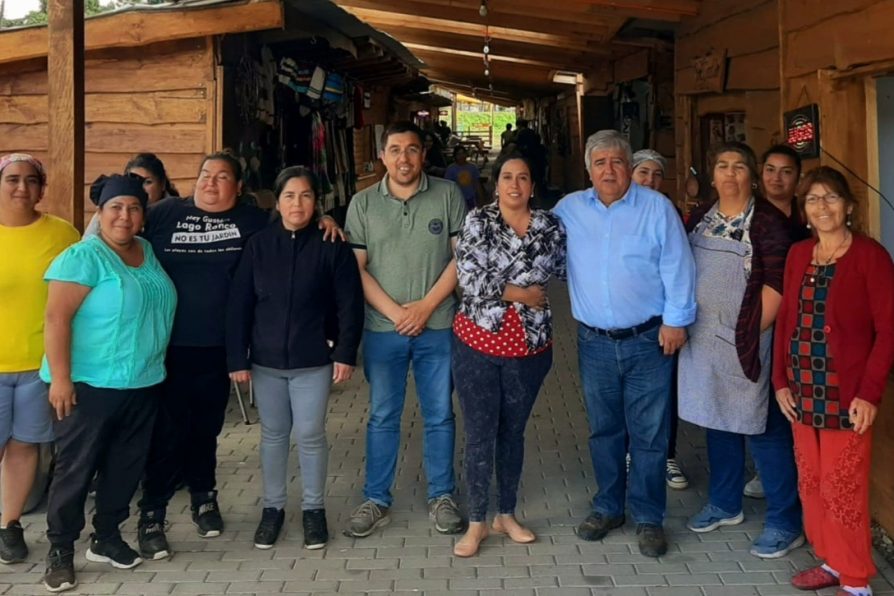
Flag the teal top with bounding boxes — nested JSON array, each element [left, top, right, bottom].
[[39, 235, 177, 389]]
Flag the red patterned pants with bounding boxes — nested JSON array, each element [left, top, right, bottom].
[[792, 423, 875, 587]]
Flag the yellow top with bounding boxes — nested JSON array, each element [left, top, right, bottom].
[[0, 213, 79, 372]]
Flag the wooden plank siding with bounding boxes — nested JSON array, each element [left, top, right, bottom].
[[778, 0, 894, 534], [0, 38, 216, 224], [673, 0, 782, 203]]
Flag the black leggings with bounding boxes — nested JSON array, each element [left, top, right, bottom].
[[452, 338, 552, 522]]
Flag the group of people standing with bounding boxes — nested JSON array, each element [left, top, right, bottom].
[[0, 117, 892, 596]]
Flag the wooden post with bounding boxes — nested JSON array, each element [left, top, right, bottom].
[[46, 0, 85, 230]]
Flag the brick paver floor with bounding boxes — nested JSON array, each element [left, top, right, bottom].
[[5, 285, 894, 595]]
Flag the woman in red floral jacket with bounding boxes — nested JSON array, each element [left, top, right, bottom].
[[773, 166, 894, 596]]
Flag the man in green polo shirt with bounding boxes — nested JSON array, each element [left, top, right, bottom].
[[344, 121, 467, 538]]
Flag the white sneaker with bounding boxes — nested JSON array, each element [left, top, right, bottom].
[[744, 474, 765, 499]]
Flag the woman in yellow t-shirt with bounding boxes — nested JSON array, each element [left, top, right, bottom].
[[0, 154, 78, 565]]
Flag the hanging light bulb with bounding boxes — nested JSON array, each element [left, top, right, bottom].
[[484, 68, 490, 77], [479, 0, 488, 17], [483, 43, 490, 55]]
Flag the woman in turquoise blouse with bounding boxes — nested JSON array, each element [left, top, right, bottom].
[[39, 174, 176, 594]]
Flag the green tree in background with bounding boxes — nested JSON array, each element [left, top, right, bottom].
[[0, 0, 164, 29]]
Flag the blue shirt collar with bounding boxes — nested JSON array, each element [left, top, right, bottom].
[[588, 182, 637, 209]]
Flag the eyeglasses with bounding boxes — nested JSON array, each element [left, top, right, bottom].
[[384, 146, 422, 158], [804, 193, 843, 205]]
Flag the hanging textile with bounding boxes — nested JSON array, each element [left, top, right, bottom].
[[312, 111, 335, 211]]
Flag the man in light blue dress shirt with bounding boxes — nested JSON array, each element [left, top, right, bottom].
[[553, 130, 696, 557]]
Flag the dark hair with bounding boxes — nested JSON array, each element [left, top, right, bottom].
[[708, 141, 760, 193], [453, 145, 467, 159], [199, 150, 243, 183], [505, 123, 512, 130], [274, 166, 320, 201], [761, 144, 802, 176], [125, 152, 179, 197], [797, 166, 857, 212], [492, 150, 535, 198], [380, 121, 424, 148]]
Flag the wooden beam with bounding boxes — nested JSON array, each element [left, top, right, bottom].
[[337, 0, 694, 23], [413, 49, 557, 85], [405, 42, 596, 70], [379, 25, 610, 68], [336, 1, 614, 44], [0, 0, 284, 66], [46, 0, 84, 229], [566, 0, 700, 19]]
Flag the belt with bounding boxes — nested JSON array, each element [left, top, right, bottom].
[[584, 315, 662, 340]]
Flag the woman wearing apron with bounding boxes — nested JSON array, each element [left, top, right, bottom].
[[678, 142, 803, 559]]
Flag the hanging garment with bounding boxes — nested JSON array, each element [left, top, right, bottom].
[[323, 72, 345, 104], [308, 67, 326, 100], [311, 112, 335, 210]]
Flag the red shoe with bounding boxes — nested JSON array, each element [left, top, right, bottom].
[[791, 566, 839, 590]]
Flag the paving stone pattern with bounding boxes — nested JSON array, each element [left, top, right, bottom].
[[4, 285, 894, 595]]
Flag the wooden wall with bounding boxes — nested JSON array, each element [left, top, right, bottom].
[[353, 85, 390, 193], [674, 0, 782, 204], [778, 0, 894, 534], [0, 37, 218, 225]]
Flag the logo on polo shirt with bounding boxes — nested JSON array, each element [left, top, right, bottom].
[[428, 218, 444, 235]]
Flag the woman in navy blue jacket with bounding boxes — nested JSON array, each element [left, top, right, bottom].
[[226, 166, 364, 551]]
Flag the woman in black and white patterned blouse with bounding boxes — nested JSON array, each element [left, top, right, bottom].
[[451, 151, 566, 557]]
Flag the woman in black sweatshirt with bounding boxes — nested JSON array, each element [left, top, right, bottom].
[[226, 166, 364, 550]]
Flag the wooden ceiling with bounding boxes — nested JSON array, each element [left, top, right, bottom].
[[333, 0, 700, 102]]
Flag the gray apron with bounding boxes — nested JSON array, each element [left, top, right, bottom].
[[678, 232, 772, 435]]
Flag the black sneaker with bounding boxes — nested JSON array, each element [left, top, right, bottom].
[[192, 497, 223, 538], [138, 511, 171, 560], [0, 520, 27, 563], [253, 508, 284, 550], [85, 534, 142, 569], [302, 509, 328, 550], [44, 546, 77, 593]]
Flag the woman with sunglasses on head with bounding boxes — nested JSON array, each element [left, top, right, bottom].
[[774, 166, 894, 596]]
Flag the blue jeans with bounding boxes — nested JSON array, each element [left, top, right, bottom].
[[362, 328, 455, 507], [578, 323, 672, 526], [705, 396, 802, 534]]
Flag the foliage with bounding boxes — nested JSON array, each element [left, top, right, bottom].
[[456, 111, 516, 136], [0, 0, 162, 28]]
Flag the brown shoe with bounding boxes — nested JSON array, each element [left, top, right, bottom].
[[791, 566, 839, 591], [575, 512, 625, 541], [636, 523, 667, 558]]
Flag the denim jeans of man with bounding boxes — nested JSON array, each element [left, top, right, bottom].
[[705, 395, 802, 533], [362, 328, 455, 507], [578, 323, 672, 526]]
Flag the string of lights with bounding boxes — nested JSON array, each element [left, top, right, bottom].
[[479, 0, 493, 93]]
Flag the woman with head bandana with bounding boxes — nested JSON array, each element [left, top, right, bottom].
[[0, 154, 79, 567], [40, 174, 177, 593]]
